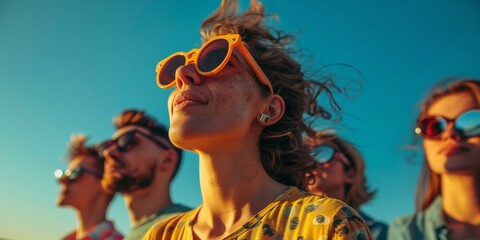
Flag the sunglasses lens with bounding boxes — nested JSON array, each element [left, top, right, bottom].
[[198, 39, 229, 72], [97, 141, 113, 157], [419, 117, 446, 138], [456, 110, 480, 137], [313, 145, 335, 163], [63, 169, 78, 180], [117, 132, 137, 151], [54, 169, 64, 180], [159, 55, 186, 86]]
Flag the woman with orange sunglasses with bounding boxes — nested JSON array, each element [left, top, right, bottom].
[[389, 79, 480, 239], [144, 0, 372, 239]]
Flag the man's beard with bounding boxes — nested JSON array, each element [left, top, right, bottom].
[[102, 167, 155, 194]]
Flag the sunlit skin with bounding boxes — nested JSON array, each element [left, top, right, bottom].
[[102, 125, 178, 226], [56, 155, 111, 237], [423, 92, 480, 238], [168, 53, 268, 152], [424, 92, 480, 174], [166, 53, 286, 239]]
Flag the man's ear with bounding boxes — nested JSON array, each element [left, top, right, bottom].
[[259, 94, 285, 126]]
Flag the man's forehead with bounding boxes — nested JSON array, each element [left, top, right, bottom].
[[112, 125, 150, 139]]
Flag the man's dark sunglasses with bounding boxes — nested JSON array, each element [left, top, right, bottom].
[[97, 130, 169, 157]]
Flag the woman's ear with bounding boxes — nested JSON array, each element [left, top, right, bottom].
[[258, 94, 285, 126]]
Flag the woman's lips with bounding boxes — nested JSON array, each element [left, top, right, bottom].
[[440, 144, 469, 156], [174, 91, 207, 110]]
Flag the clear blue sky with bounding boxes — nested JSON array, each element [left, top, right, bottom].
[[1, 0, 479, 239]]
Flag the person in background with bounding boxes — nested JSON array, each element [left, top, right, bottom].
[[304, 130, 388, 240], [98, 109, 191, 240], [388, 79, 480, 239], [143, 0, 372, 239], [55, 134, 123, 240]]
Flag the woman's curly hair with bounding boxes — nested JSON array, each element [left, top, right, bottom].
[[200, 0, 342, 190]]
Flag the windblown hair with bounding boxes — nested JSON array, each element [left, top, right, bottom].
[[415, 79, 480, 210], [200, 0, 341, 190], [68, 133, 103, 172], [306, 131, 376, 209], [114, 109, 183, 181]]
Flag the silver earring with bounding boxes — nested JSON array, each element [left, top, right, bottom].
[[259, 113, 270, 125]]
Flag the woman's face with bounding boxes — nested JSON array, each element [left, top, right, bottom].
[[167, 54, 266, 151], [424, 92, 480, 174], [305, 141, 354, 200]]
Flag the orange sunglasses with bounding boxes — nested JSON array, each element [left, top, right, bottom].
[[155, 34, 273, 94]]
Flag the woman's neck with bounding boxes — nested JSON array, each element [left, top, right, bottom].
[[194, 147, 286, 239], [442, 173, 480, 225]]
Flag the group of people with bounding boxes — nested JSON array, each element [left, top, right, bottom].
[[54, 0, 480, 239]]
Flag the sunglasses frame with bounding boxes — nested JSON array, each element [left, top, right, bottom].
[[97, 130, 170, 157], [55, 166, 102, 182], [415, 109, 480, 139], [156, 34, 274, 94], [312, 143, 351, 166]]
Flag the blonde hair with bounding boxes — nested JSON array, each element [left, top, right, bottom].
[[68, 133, 101, 166]]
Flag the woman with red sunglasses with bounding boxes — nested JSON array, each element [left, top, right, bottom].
[[389, 79, 480, 239], [144, 0, 372, 239], [304, 131, 388, 240]]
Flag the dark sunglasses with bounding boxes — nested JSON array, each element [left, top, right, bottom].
[[312, 143, 351, 166], [97, 130, 169, 157], [155, 34, 273, 94], [415, 109, 480, 139], [54, 166, 101, 182]]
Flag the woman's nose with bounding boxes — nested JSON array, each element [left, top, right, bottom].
[[176, 64, 202, 89], [441, 123, 463, 141]]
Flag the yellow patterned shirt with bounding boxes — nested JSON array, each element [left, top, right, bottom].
[[143, 187, 372, 240]]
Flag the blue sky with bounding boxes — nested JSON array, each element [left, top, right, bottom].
[[1, 0, 479, 239]]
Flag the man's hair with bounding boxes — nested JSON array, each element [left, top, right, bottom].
[[200, 0, 341, 189], [415, 78, 480, 211], [113, 109, 183, 181], [67, 133, 104, 172]]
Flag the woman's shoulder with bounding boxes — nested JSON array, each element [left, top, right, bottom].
[[276, 187, 372, 235], [142, 207, 200, 240], [281, 187, 358, 215], [388, 201, 446, 240]]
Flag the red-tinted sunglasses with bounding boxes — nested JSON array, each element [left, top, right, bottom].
[[155, 34, 273, 94], [415, 109, 480, 139]]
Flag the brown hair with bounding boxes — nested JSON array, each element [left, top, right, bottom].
[[67, 133, 104, 172], [200, 0, 341, 190], [415, 79, 480, 210], [114, 109, 183, 181]]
